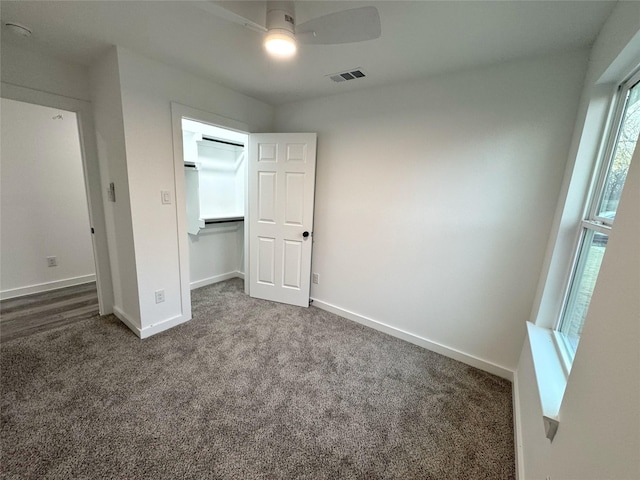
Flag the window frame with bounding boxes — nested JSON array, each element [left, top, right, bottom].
[[554, 67, 640, 370], [589, 68, 640, 226]]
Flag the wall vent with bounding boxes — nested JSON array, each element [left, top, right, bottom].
[[328, 68, 367, 83]]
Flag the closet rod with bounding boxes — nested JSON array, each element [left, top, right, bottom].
[[204, 217, 244, 225], [202, 136, 244, 148]]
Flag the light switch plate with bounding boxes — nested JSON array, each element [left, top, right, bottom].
[[161, 190, 171, 205], [107, 182, 116, 202]]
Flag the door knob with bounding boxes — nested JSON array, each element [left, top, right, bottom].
[[302, 231, 310, 238]]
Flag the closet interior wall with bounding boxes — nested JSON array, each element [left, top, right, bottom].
[[181, 119, 246, 290]]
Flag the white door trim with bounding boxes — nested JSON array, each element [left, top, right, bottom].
[[1, 82, 114, 314], [170, 102, 252, 314]]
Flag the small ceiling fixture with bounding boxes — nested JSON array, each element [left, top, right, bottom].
[[264, 3, 297, 58], [264, 31, 297, 57], [4, 22, 32, 38], [242, 1, 380, 60]]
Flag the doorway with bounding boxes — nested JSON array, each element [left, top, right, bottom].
[[171, 102, 317, 320], [0, 98, 100, 340], [180, 118, 249, 292], [171, 102, 252, 321]]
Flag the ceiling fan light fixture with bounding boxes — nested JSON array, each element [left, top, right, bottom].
[[264, 30, 297, 58]]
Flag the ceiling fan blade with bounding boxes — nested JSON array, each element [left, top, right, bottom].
[[196, 1, 268, 33], [296, 6, 381, 45]]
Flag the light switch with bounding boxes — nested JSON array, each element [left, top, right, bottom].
[[161, 190, 171, 205], [107, 182, 116, 202]]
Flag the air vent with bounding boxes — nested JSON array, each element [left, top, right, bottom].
[[328, 68, 367, 83]]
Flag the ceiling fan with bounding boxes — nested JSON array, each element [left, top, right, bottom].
[[198, 1, 382, 58]]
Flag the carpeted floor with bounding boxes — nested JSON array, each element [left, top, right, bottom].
[[1, 278, 515, 479]]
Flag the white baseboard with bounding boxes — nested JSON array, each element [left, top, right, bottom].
[[139, 314, 191, 339], [190, 271, 244, 290], [0, 274, 97, 300], [113, 306, 190, 339], [311, 298, 514, 381], [512, 371, 526, 480], [113, 306, 142, 336]]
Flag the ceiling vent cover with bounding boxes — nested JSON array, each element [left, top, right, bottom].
[[328, 68, 366, 83]]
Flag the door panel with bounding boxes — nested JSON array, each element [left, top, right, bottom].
[[282, 240, 302, 289], [284, 173, 305, 225], [249, 133, 317, 307], [257, 236, 275, 285], [286, 143, 307, 162], [258, 172, 277, 223], [258, 143, 277, 162]]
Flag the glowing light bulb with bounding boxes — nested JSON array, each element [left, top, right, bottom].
[[264, 31, 297, 58]]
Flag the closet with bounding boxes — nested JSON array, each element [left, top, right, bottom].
[[181, 119, 248, 289]]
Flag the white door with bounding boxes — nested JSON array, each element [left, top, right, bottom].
[[248, 133, 317, 307]]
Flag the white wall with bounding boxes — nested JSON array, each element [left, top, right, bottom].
[[195, 142, 244, 219], [188, 225, 244, 289], [89, 48, 141, 326], [515, 3, 640, 478], [275, 50, 589, 373], [0, 98, 95, 297], [111, 47, 273, 335], [182, 127, 246, 289], [1, 43, 91, 102], [1, 42, 115, 313]]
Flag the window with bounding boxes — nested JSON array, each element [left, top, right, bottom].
[[556, 70, 640, 361]]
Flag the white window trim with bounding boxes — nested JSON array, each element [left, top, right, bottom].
[[552, 223, 608, 372], [527, 322, 566, 440], [554, 68, 639, 365], [527, 62, 640, 443], [588, 68, 640, 226], [552, 330, 575, 377]]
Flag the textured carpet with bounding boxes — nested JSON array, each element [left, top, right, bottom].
[[1, 278, 515, 479]]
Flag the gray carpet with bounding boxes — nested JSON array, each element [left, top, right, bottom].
[[1, 278, 515, 479]]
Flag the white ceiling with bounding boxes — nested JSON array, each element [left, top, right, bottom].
[[0, 1, 616, 106]]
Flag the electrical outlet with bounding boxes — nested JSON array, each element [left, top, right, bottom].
[[155, 289, 165, 304], [47, 256, 57, 267], [312, 272, 320, 284]]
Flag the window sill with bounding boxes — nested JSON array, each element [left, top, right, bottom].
[[526, 321, 569, 442]]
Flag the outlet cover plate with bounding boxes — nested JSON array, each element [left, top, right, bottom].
[[155, 289, 165, 303]]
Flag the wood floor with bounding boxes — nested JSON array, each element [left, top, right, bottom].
[[0, 283, 99, 343]]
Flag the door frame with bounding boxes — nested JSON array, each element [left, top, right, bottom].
[[1, 82, 114, 314], [170, 102, 252, 316]]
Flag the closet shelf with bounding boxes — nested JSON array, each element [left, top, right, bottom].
[[202, 216, 244, 225]]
